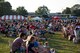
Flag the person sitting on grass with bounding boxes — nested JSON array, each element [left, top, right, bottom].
[[43, 41, 50, 53], [38, 42, 47, 53], [28, 36, 39, 53], [10, 33, 27, 53], [43, 41, 50, 48]]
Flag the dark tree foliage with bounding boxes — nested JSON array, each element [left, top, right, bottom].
[[62, 4, 80, 16], [16, 7, 28, 16], [62, 7, 71, 14], [0, 1, 12, 16], [35, 5, 50, 16]]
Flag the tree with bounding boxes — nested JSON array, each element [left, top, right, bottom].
[[62, 7, 71, 14], [71, 4, 80, 10], [35, 5, 50, 16], [0, 1, 12, 16], [0, 0, 5, 2], [10, 10, 17, 15], [16, 6, 28, 16], [62, 4, 80, 16], [71, 4, 80, 16], [72, 9, 80, 16]]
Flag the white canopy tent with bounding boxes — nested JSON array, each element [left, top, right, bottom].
[[31, 17, 42, 22]]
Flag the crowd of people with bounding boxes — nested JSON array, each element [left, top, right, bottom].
[[62, 19, 80, 43], [10, 32, 55, 53], [0, 17, 80, 53], [0, 19, 62, 37]]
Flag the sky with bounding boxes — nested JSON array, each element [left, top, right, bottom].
[[5, 0, 80, 13]]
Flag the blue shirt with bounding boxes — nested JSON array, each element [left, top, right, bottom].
[[34, 41, 39, 47]]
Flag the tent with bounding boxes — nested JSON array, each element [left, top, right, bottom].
[[0, 15, 27, 20], [31, 17, 42, 22], [52, 16, 60, 20], [61, 17, 68, 20], [69, 16, 77, 19], [44, 18, 51, 21]]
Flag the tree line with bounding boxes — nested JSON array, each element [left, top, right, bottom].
[[0, 0, 80, 17], [62, 4, 80, 16], [0, 0, 28, 17]]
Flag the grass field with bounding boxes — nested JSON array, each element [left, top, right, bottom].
[[0, 34, 15, 53], [0, 32, 80, 53]]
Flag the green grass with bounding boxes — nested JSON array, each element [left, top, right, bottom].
[[46, 32, 80, 53], [0, 34, 15, 53], [0, 32, 80, 53]]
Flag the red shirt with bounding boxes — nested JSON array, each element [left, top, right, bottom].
[[30, 25, 35, 29]]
